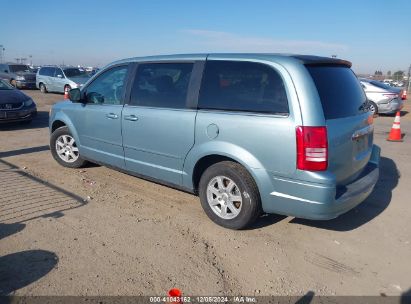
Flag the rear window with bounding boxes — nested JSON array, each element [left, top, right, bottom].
[[307, 66, 367, 119], [9, 65, 31, 73], [198, 61, 289, 114]]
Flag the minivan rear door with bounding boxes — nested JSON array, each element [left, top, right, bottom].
[[306, 65, 374, 185], [122, 60, 204, 186]]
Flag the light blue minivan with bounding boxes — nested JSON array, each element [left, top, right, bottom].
[[49, 54, 380, 229]]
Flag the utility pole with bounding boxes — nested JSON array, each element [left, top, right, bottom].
[[0, 45, 4, 63]]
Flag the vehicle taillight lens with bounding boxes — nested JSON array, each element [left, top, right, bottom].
[[401, 90, 407, 100], [296, 126, 328, 171]]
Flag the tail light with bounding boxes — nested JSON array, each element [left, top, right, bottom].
[[296, 126, 328, 171], [401, 90, 407, 100]]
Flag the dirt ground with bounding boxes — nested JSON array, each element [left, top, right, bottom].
[[1, 90, 410, 297]]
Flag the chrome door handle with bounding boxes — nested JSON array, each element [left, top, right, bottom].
[[124, 115, 138, 121], [106, 113, 118, 119]]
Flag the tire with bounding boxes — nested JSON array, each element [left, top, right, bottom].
[[198, 161, 262, 230], [50, 126, 87, 168], [369, 101, 378, 115], [39, 83, 47, 93]]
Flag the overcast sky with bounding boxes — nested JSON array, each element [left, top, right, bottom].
[[1, 0, 410, 74]]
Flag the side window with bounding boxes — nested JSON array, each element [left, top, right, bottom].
[[50, 68, 58, 77], [55, 68, 64, 78], [85, 65, 128, 105], [198, 61, 289, 114], [39, 67, 48, 76], [129, 63, 193, 109], [44, 67, 55, 77]]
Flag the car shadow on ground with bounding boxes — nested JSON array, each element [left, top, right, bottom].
[[0, 111, 49, 131], [0, 223, 26, 240], [290, 156, 399, 231], [0, 158, 87, 224], [0, 146, 49, 158], [0, 250, 58, 295]]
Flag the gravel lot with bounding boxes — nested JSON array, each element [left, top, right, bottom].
[[1, 90, 410, 297]]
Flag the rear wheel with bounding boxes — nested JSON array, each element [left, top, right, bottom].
[[50, 126, 87, 168], [199, 161, 262, 229], [40, 83, 47, 93], [369, 101, 378, 115]]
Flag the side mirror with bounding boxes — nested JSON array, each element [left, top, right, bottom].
[[57, 74, 64, 78], [68, 88, 82, 102]]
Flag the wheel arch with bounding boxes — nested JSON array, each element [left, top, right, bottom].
[[50, 113, 81, 147], [184, 142, 265, 194]]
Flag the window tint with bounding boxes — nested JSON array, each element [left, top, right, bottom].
[[55, 68, 64, 77], [198, 61, 289, 114], [307, 66, 367, 119], [40, 67, 55, 77], [9, 65, 30, 73], [130, 63, 193, 109], [64, 68, 86, 78], [85, 65, 128, 105]]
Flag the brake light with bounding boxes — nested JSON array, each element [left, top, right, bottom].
[[401, 90, 407, 100], [296, 126, 328, 171]]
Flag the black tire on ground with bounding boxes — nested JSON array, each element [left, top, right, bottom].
[[198, 161, 262, 230], [50, 126, 87, 168], [369, 101, 378, 115], [40, 83, 47, 93]]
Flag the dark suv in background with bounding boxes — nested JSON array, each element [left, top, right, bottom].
[[0, 63, 37, 89]]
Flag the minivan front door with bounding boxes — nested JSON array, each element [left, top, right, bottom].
[[71, 64, 129, 168], [122, 61, 203, 186]]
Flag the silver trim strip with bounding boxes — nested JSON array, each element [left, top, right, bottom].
[[270, 191, 323, 205]]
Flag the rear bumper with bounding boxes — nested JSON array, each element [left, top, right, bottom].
[[260, 145, 381, 220], [378, 99, 404, 114]]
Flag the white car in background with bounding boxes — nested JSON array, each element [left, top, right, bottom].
[[359, 78, 405, 115]]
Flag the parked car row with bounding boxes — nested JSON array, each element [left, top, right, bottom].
[[0, 79, 37, 124], [0, 63, 98, 93], [359, 78, 406, 115]]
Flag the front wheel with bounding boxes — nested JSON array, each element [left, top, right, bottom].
[[50, 126, 87, 168], [199, 161, 262, 229], [39, 83, 47, 93]]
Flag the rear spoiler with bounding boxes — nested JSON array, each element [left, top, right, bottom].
[[292, 55, 352, 68]]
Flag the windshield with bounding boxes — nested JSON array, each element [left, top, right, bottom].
[[0, 79, 13, 90], [64, 68, 87, 78], [9, 65, 31, 73]]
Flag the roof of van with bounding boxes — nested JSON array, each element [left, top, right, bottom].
[[110, 53, 352, 68]]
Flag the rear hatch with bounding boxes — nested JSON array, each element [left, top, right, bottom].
[[307, 65, 374, 185]]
